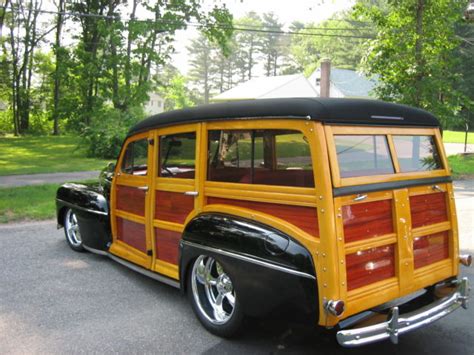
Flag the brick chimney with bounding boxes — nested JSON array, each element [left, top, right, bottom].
[[320, 58, 331, 98]]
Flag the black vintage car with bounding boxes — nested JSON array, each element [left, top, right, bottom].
[[57, 98, 470, 346]]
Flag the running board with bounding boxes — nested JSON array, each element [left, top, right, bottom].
[[83, 244, 180, 289], [107, 253, 180, 289]]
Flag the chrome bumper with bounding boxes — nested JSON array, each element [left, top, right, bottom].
[[337, 277, 470, 347]]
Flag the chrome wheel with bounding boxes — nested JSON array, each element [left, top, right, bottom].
[[64, 209, 82, 248], [191, 255, 236, 325]]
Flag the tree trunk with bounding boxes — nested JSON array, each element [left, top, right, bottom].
[[414, 0, 424, 106], [125, 0, 138, 98], [52, 0, 64, 135], [0, 0, 10, 37]]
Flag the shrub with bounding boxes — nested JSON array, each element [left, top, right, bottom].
[[81, 106, 145, 159]]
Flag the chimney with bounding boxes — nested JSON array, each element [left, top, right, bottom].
[[320, 58, 331, 98]]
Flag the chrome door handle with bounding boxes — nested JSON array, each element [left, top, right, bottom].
[[184, 191, 198, 196], [353, 194, 368, 202], [137, 186, 149, 191]]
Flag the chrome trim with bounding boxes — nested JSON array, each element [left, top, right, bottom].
[[181, 240, 316, 280], [107, 253, 180, 289], [137, 186, 149, 191], [83, 244, 108, 256], [56, 198, 108, 216], [459, 254, 472, 267], [184, 191, 199, 196], [370, 115, 404, 120], [337, 278, 470, 347]]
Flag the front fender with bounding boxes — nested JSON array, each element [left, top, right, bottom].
[[56, 182, 111, 251], [180, 213, 318, 319]]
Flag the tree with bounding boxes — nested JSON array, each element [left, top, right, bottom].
[[162, 74, 196, 110], [187, 34, 213, 104], [354, 0, 467, 126], [260, 12, 285, 76], [289, 12, 370, 74], [234, 12, 263, 80]]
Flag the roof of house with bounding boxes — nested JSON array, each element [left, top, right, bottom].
[[329, 68, 377, 97], [212, 74, 319, 101], [128, 97, 439, 136]]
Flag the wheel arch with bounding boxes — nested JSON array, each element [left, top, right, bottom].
[[179, 211, 319, 319]]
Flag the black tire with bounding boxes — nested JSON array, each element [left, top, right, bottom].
[[187, 255, 244, 337], [63, 208, 85, 252]]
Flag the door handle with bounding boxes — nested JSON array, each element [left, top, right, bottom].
[[353, 194, 368, 202], [137, 186, 149, 192], [184, 191, 199, 196]]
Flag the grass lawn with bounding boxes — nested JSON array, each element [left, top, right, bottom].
[[448, 154, 474, 179], [442, 130, 474, 144], [0, 183, 59, 223], [0, 135, 109, 176]]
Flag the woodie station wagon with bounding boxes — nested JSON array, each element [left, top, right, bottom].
[[56, 98, 471, 346]]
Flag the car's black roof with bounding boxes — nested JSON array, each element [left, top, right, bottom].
[[128, 98, 439, 136]]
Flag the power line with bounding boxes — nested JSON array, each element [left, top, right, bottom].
[[4, 6, 375, 39]]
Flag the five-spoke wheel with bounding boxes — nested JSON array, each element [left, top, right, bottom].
[[63, 208, 85, 252], [188, 255, 244, 337]]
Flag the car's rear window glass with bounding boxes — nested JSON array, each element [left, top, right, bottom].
[[159, 132, 196, 178], [208, 130, 314, 187], [393, 135, 442, 172], [335, 135, 394, 178], [121, 138, 148, 176]]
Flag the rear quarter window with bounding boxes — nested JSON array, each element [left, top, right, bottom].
[[393, 135, 442, 172], [335, 135, 394, 178]]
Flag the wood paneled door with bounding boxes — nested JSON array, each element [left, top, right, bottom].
[[151, 124, 200, 280], [109, 131, 154, 269]]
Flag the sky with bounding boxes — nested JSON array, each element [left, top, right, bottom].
[[172, 0, 356, 74]]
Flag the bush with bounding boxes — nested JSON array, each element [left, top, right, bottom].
[[81, 106, 145, 159]]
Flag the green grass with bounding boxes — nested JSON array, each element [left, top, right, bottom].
[[0, 136, 109, 176], [442, 131, 474, 144], [0, 183, 59, 223], [448, 154, 474, 179]]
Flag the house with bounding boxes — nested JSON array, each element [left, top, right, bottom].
[[212, 63, 377, 102], [144, 91, 165, 115]]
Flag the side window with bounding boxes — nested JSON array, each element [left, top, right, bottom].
[[393, 135, 442, 172], [159, 132, 196, 178], [208, 129, 314, 187], [335, 135, 394, 178], [121, 138, 148, 176]]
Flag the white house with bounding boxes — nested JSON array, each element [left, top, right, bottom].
[[144, 91, 165, 115], [212, 65, 377, 102]]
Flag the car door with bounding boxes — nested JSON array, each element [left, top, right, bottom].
[[150, 124, 201, 280], [109, 131, 154, 269]]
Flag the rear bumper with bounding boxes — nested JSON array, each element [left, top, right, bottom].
[[337, 277, 470, 347]]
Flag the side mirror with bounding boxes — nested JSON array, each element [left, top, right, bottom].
[[106, 162, 116, 173]]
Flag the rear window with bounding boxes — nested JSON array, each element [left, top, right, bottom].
[[393, 135, 442, 172], [208, 130, 314, 187], [335, 135, 394, 178]]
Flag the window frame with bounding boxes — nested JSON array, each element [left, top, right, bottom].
[[325, 125, 449, 188], [205, 123, 316, 189]]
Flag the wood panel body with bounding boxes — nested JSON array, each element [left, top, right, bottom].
[[116, 185, 146, 216], [342, 199, 393, 243], [155, 190, 194, 224], [116, 217, 147, 253], [410, 192, 448, 228], [207, 197, 319, 237], [413, 231, 449, 269], [345, 244, 395, 291], [154, 228, 181, 265]]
